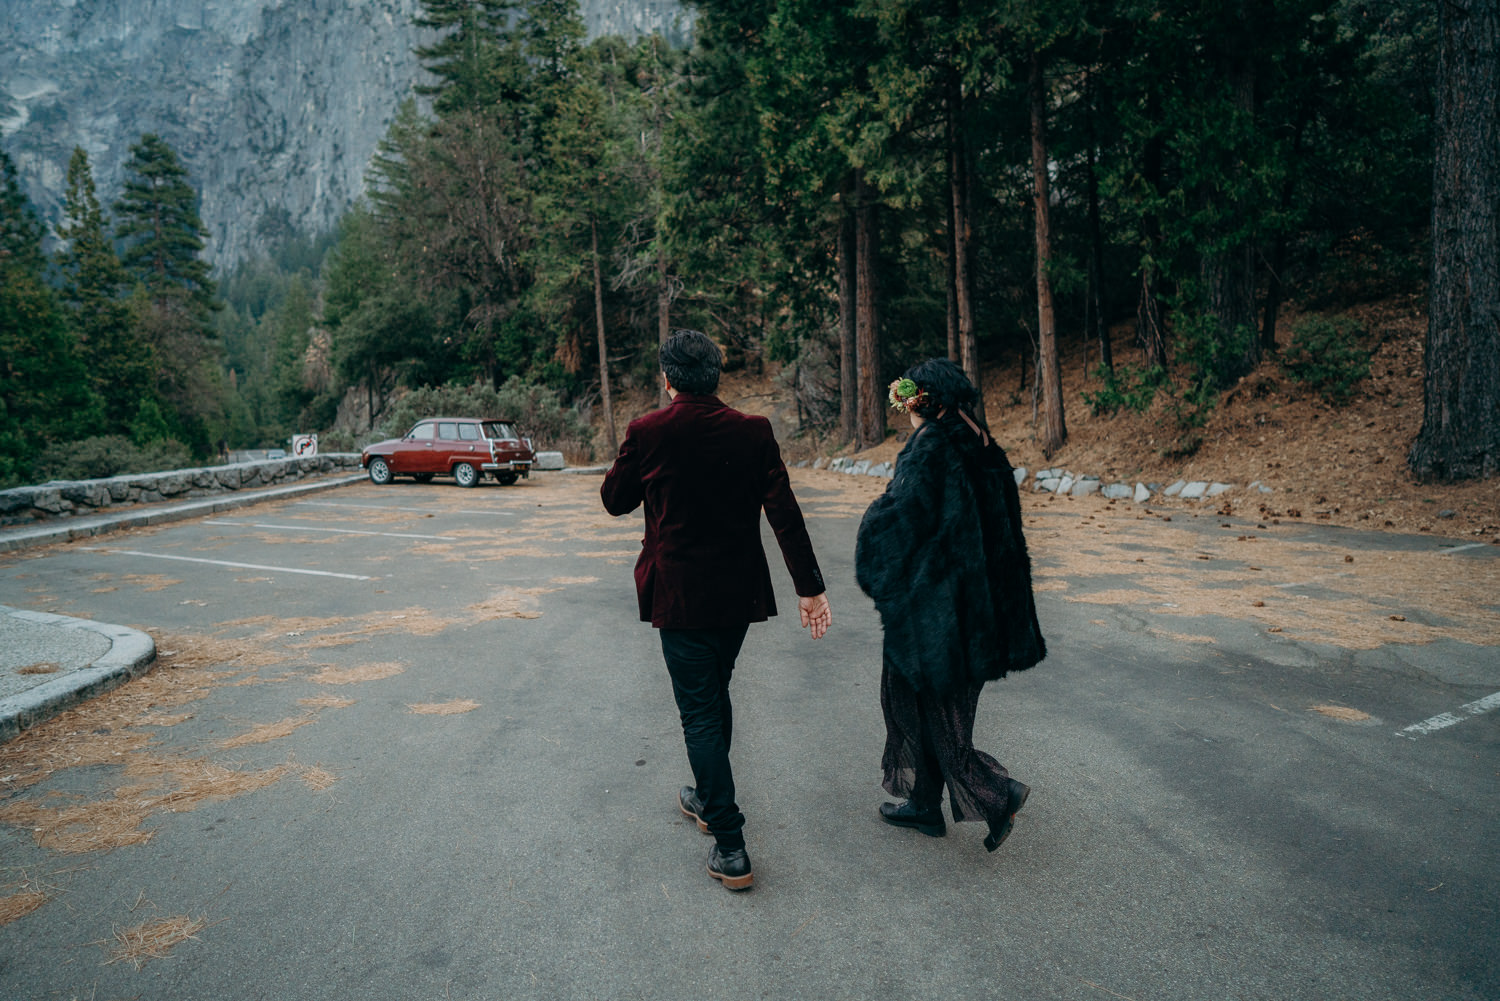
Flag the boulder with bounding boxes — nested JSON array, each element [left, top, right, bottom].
[[1206, 483, 1233, 497], [1134, 482, 1152, 503], [1163, 479, 1187, 497], [1179, 481, 1209, 499], [1012, 466, 1027, 485], [534, 451, 565, 471], [1071, 478, 1101, 497], [1101, 483, 1133, 500]]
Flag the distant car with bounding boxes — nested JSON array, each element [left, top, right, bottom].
[[361, 418, 535, 487]]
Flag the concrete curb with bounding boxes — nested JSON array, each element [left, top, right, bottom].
[[0, 473, 368, 554], [0, 606, 156, 743]]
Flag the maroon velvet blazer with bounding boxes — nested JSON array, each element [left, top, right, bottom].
[[600, 393, 825, 629]]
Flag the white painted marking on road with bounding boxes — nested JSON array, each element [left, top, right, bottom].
[[300, 501, 515, 516], [204, 519, 456, 541], [1438, 542, 1488, 554], [1396, 690, 1500, 739], [79, 548, 375, 581]]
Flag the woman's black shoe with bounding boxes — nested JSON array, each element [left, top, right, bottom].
[[678, 786, 709, 834], [879, 800, 946, 837], [985, 779, 1031, 852]]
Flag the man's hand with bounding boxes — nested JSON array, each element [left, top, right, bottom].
[[799, 593, 832, 640]]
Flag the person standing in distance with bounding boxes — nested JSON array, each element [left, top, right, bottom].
[[601, 329, 833, 892]]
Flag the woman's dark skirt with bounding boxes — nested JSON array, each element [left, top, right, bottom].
[[880, 653, 1012, 825]]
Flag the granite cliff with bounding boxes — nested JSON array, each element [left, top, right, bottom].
[[0, 0, 690, 269]]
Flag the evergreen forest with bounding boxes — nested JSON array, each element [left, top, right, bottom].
[[3, 0, 1496, 489]]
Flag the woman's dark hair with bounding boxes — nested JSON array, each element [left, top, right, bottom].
[[904, 357, 981, 421], [660, 329, 723, 395]]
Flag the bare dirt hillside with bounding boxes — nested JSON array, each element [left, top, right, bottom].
[[605, 296, 1498, 543]]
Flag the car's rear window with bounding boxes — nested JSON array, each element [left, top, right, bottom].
[[438, 422, 460, 440], [458, 423, 480, 441], [483, 422, 518, 440]]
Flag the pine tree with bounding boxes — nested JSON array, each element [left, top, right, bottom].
[[57, 147, 155, 435], [0, 150, 98, 485], [113, 133, 223, 452]]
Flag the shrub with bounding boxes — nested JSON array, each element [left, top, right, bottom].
[[34, 435, 194, 482], [1282, 317, 1370, 404], [1081, 363, 1167, 416]]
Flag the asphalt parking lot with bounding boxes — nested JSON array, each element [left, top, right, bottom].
[[1, 471, 1496, 1001]]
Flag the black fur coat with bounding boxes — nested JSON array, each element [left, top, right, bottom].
[[855, 417, 1046, 695]]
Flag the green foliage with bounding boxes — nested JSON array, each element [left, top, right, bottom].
[[129, 399, 173, 446], [34, 435, 194, 482], [1281, 316, 1370, 403], [378, 377, 592, 456], [1081, 363, 1166, 416]]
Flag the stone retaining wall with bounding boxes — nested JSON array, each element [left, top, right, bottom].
[[0, 454, 363, 526]]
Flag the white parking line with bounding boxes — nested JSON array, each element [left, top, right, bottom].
[[80, 548, 375, 581], [300, 501, 515, 516], [1396, 691, 1500, 739], [1439, 542, 1489, 555], [204, 520, 456, 540]]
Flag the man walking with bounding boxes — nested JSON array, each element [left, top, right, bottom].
[[601, 329, 832, 891]]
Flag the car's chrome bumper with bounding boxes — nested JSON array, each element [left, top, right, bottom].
[[482, 461, 532, 474]]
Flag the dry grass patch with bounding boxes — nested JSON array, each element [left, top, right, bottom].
[[17, 662, 60, 675], [298, 695, 355, 710], [121, 574, 182, 592], [467, 587, 558, 621], [218, 716, 314, 749], [103, 914, 209, 969], [298, 765, 338, 791], [310, 662, 406, 685], [1311, 705, 1373, 722], [408, 700, 479, 715], [0, 890, 47, 926]]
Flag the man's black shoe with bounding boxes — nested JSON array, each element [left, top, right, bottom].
[[879, 800, 946, 837], [985, 778, 1030, 853], [678, 786, 709, 834], [707, 845, 753, 891]]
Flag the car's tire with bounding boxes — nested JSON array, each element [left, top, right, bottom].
[[368, 457, 393, 485], [412, 473, 434, 484], [453, 462, 479, 487], [495, 472, 519, 486]]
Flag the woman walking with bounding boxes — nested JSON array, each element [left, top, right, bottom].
[[855, 358, 1046, 852]]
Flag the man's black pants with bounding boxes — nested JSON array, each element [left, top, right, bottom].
[[659, 624, 750, 851]]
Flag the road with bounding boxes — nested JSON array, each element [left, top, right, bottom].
[[1, 471, 1496, 1001]]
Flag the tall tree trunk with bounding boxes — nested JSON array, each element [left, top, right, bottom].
[[1031, 52, 1066, 458], [1085, 74, 1113, 375], [838, 207, 859, 445], [944, 174, 960, 365], [1205, 0, 1261, 382], [658, 242, 671, 408], [948, 77, 982, 419], [592, 215, 617, 454], [1411, 0, 1500, 481], [1138, 94, 1169, 370], [855, 173, 884, 449]]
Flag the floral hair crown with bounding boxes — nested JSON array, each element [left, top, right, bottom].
[[887, 377, 930, 414]]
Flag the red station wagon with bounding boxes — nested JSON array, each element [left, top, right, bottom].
[[361, 418, 535, 487]]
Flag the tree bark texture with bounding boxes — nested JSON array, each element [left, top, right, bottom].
[[592, 215, 617, 454], [838, 208, 859, 445], [658, 243, 671, 408], [1137, 93, 1169, 370], [856, 174, 885, 449], [948, 79, 982, 420], [1204, 0, 1261, 382], [1411, 0, 1500, 481], [1031, 53, 1066, 458], [1085, 79, 1112, 375]]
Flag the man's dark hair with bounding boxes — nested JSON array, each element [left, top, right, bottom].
[[661, 328, 723, 395]]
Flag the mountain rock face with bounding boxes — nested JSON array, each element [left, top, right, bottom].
[[0, 0, 689, 269]]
